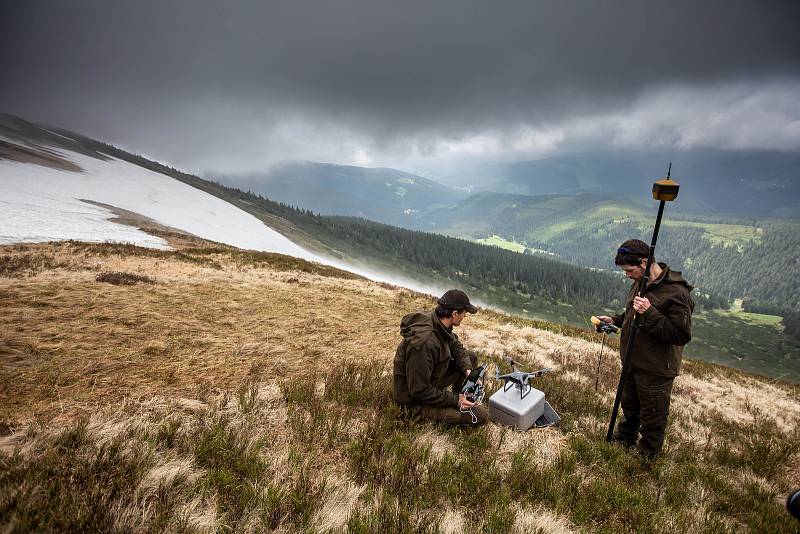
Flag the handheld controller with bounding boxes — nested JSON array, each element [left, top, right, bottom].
[[591, 316, 619, 335], [460, 363, 487, 403]]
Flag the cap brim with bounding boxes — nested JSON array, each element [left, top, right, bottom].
[[466, 304, 478, 314]]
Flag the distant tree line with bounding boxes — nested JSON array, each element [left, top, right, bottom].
[[318, 215, 629, 307], [785, 312, 800, 342], [221, 187, 730, 313], [180, 184, 632, 310]]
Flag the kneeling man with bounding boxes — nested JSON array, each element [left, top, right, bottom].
[[393, 289, 488, 426]]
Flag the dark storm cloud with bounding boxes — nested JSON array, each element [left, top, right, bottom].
[[2, 0, 799, 172]]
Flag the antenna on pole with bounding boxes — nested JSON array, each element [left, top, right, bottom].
[[652, 164, 679, 202], [606, 164, 680, 442]]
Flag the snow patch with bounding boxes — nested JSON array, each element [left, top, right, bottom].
[[0, 149, 448, 296], [1, 151, 315, 256]]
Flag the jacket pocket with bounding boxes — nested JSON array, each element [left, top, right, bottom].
[[637, 339, 670, 374]]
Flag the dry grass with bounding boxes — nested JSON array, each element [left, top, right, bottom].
[[310, 476, 365, 533], [1, 239, 799, 532], [0, 140, 83, 172], [512, 503, 577, 534], [0, 241, 416, 426]]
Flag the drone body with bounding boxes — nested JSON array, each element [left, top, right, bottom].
[[495, 359, 550, 399]]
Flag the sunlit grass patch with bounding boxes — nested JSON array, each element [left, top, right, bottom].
[[476, 234, 528, 254], [0, 251, 72, 277]]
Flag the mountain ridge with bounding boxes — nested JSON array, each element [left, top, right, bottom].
[[218, 160, 467, 228], [439, 149, 800, 219]]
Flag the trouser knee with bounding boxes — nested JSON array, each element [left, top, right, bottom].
[[615, 372, 641, 441], [408, 403, 487, 427], [637, 375, 674, 455], [471, 405, 489, 426]]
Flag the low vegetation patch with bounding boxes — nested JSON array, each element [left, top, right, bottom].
[[0, 251, 72, 277], [96, 271, 157, 285], [3, 360, 797, 532]]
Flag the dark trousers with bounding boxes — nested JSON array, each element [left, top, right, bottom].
[[407, 353, 488, 427], [613, 370, 674, 457]]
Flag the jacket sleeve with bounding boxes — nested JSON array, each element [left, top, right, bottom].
[[450, 333, 474, 374], [640, 291, 693, 346], [405, 343, 459, 408], [611, 310, 625, 329]]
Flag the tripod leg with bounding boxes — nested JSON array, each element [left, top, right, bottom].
[[595, 333, 606, 391]]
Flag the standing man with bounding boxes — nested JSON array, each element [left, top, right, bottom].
[[596, 239, 694, 458], [393, 289, 488, 426]]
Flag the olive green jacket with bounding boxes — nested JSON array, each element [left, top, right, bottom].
[[393, 311, 473, 407], [612, 264, 694, 378]]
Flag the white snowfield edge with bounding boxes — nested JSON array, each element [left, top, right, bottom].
[[0, 150, 318, 256], [0, 148, 445, 295]]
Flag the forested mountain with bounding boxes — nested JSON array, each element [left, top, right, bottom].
[[217, 161, 466, 228], [443, 149, 800, 219], [207, 149, 799, 316], [425, 191, 799, 315]]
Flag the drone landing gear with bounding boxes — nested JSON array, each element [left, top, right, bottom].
[[503, 381, 533, 400]]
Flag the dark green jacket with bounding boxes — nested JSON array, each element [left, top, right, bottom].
[[612, 263, 694, 378], [393, 311, 473, 407]]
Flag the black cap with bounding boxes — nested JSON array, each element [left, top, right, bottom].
[[437, 289, 478, 314]]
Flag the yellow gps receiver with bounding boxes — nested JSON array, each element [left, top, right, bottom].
[[652, 163, 679, 201]]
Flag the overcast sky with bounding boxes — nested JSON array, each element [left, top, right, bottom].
[[2, 0, 799, 176]]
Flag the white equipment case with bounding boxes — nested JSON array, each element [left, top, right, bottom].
[[488, 384, 560, 431]]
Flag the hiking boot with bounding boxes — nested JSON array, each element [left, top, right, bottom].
[[611, 434, 637, 449]]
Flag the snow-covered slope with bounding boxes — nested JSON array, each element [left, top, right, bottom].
[[0, 150, 320, 259], [0, 146, 446, 295]]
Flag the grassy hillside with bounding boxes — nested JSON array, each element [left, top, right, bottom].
[[1, 239, 799, 533]]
